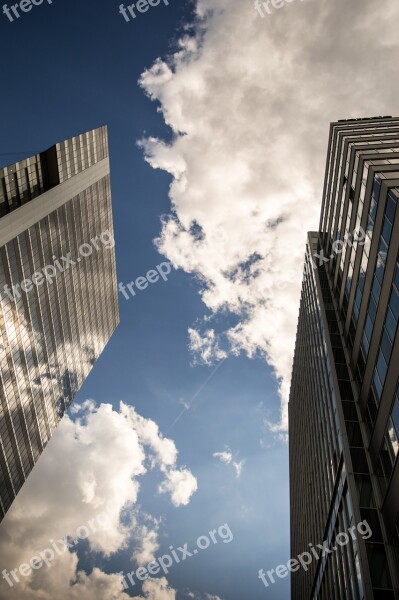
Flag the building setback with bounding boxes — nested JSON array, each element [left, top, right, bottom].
[[289, 117, 399, 599], [0, 127, 119, 521]]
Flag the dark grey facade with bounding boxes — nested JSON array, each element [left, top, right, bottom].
[[0, 127, 119, 520], [289, 117, 399, 599]]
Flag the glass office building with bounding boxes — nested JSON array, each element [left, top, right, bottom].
[[289, 117, 399, 599], [0, 127, 119, 521]]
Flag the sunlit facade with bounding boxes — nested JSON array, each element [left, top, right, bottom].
[[0, 127, 119, 521], [290, 117, 399, 599]]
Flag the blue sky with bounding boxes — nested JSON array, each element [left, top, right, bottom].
[[1, 0, 398, 599]]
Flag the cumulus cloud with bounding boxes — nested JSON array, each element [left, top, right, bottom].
[[134, 577, 176, 600], [121, 402, 178, 469], [188, 328, 227, 365], [1, 565, 176, 600], [1, 555, 131, 600], [133, 525, 160, 566], [159, 467, 198, 506], [138, 0, 399, 431], [213, 447, 244, 478], [0, 401, 196, 599]]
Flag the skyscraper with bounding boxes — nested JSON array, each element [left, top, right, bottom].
[[0, 127, 119, 521], [289, 117, 399, 599]]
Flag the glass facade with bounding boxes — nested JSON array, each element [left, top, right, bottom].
[[290, 118, 399, 600], [55, 127, 108, 183], [377, 381, 399, 495], [0, 127, 119, 520], [0, 153, 45, 217], [357, 190, 398, 384], [366, 257, 399, 436], [290, 236, 360, 599]]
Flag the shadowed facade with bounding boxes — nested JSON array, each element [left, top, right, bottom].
[[290, 117, 399, 599]]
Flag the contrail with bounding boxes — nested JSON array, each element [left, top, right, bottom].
[[167, 358, 227, 432]]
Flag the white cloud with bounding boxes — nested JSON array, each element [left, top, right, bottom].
[[134, 577, 176, 600], [264, 418, 289, 444], [120, 402, 178, 469], [70, 398, 97, 414], [1, 564, 177, 600], [138, 0, 399, 432], [187, 592, 224, 600], [0, 401, 196, 599], [188, 328, 227, 365], [1, 554, 131, 600], [213, 447, 244, 478], [133, 525, 160, 566], [213, 450, 233, 464], [232, 460, 245, 478], [159, 467, 198, 506]]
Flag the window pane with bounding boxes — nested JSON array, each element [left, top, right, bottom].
[[389, 287, 399, 317], [376, 250, 386, 282], [382, 217, 392, 245], [381, 327, 393, 362], [387, 417, 399, 459], [362, 331, 370, 355], [365, 315, 373, 342], [394, 264, 399, 293], [385, 307, 397, 342], [392, 398, 399, 435], [369, 295, 377, 321], [376, 351, 388, 385], [386, 192, 397, 223], [373, 369, 383, 401], [366, 544, 392, 588], [371, 277, 381, 304]]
